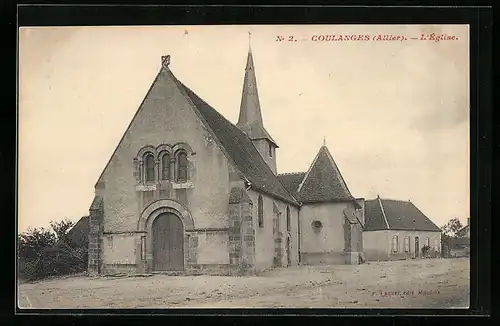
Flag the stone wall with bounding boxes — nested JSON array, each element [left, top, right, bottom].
[[98, 65, 233, 244], [228, 187, 256, 275], [272, 202, 282, 267], [299, 201, 350, 264], [247, 189, 300, 272], [88, 196, 103, 275]]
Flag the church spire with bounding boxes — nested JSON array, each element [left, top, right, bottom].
[[237, 38, 276, 146]]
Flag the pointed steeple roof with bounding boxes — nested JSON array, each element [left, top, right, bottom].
[[296, 145, 354, 203], [237, 47, 277, 146]]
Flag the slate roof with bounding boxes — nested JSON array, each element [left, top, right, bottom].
[[364, 198, 388, 230], [173, 75, 299, 206], [296, 146, 354, 203], [364, 197, 441, 232], [236, 49, 277, 145], [277, 172, 306, 196]]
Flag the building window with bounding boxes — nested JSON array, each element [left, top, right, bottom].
[[140, 236, 146, 260], [258, 195, 264, 228], [161, 152, 170, 180], [286, 206, 291, 232], [311, 220, 323, 232], [425, 237, 430, 247], [392, 235, 399, 253], [144, 153, 155, 183], [433, 238, 440, 251], [176, 150, 188, 182], [269, 144, 273, 157], [404, 236, 410, 253]]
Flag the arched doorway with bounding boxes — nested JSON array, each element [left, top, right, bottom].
[[152, 213, 184, 271]]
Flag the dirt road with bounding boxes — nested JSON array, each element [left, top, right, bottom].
[[18, 257, 469, 309]]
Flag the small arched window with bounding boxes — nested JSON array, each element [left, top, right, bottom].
[[286, 206, 291, 232], [392, 235, 399, 253], [176, 150, 188, 182], [161, 152, 170, 180], [258, 195, 264, 228], [404, 236, 410, 253], [425, 237, 430, 247], [144, 153, 155, 182]]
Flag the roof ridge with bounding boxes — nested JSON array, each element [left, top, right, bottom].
[[172, 74, 298, 206], [322, 145, 353, 197], [278, 172, 306, 176], [296, 145, 354, 201], [366, 197, 410, 203], [296, 147, 322, 193], [177, 80, 239, 130], [378, 196, 390, 229], [380, 198, 412, 203]]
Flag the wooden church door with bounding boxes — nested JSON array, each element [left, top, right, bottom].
[[152, 213, 184, 271]]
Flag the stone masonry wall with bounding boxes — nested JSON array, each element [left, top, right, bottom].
[[228, 187, 255, 275], [88, 196, 103, 275]]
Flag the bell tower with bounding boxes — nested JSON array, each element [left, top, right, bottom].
[[236, 33, 278, 174]]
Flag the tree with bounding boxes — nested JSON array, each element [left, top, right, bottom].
[[441, 217, 463, 237], [49, 219, 74, 244], [18, 227, 57, 260], [17, 218, 81, 281], [18, 227, 58, 280]]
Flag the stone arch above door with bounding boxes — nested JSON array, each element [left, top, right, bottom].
[[138, 199, 195, 232]]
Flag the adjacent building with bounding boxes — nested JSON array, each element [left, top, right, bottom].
[[363, 196, 441, 261]]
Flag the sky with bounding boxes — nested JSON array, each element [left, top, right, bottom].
[[18, 25, 469, 232]]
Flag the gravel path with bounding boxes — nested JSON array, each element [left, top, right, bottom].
[[18, 257, 469, 309]]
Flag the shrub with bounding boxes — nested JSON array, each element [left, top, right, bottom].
[[421, 245, 432, 258], [17, 219, 88, 281]]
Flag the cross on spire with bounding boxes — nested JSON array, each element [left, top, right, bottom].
[[248, 31, 252, 50], [161, 55, 170, 68], [323, 136, 326, 146]]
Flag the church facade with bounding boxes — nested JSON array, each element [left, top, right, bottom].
[[87, 48, 364, 276]]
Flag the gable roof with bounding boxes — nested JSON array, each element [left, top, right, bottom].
[[277, 172, 306, 196], [170, 72, 299, 206], [296, 145, 354, 203], [364, 197, 441, 232]]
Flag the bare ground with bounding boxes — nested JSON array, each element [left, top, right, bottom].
[[18, 257, 469, 309]]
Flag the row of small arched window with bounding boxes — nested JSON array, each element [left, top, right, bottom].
[[257, 195, 291, 231], [140, 149, 188, 183]]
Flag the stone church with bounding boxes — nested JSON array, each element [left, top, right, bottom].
[[88, 47, 365, 276]]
